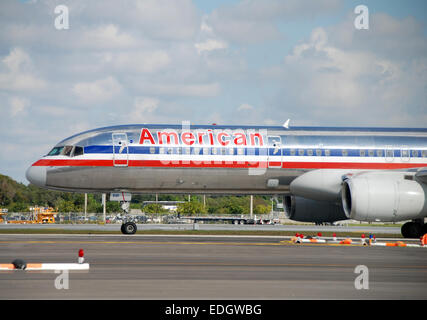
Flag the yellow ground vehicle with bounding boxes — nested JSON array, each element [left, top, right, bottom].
[[0, 210, 6, 223], [7, 207, 56, 224]]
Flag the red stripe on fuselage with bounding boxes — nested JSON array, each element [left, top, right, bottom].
[[32, 159, 426, 170]]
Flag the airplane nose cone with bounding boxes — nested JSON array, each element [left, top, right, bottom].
[[26, 165, 46, 187]]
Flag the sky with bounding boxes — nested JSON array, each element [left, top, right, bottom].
[[0, 0, 426, 184]]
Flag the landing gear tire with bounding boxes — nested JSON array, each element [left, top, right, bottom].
[[401, 222, 423, 238], [121, 222, 137, 235]]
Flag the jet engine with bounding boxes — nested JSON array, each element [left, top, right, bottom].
[[342, 172, 427, 238], [284, 195, 347, 223], [342, 172, 427, 222]]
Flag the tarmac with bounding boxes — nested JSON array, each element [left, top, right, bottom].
[[0, 222, 403, 235], [0, 233, 426, 300]]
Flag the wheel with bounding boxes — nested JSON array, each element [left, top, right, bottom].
[[401, 222, 422, 238], [121, 222, 137, 235]]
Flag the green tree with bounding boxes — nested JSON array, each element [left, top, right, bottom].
[[143, 203, 169, 214], [56, 199, 75, 213], [177, 200, 207, 216]]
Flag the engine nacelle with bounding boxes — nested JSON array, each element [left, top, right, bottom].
[[342, 172, 427, 222], [284, 195, 347, 223]]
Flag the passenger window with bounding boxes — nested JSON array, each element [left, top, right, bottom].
[[307, 149, 313, 156], [360, 150, 366, 157], [184, 147, 190, 155], [298, 149, 304, 156], [376, 150, 383, 157], [290, 149, 296, 156], [316, 149, 322, 156], [423, 150, 427, 158], [386, 150, 394, 158], [411, 150, 419, 157], [150, 147, 155, 154], [368, 150, 374, 157], [342, 150, 348, 157], [203, 147, 209, 155], [73, 146, 84, 157], [212, 148, 217, 155], [159, 147, 165, 154], [324, 149, 330, 156], [238, 148, 244, 155]]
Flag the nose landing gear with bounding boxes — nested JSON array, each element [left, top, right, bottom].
[[119, 200, 137, 235], [121, 221, 137, 235]]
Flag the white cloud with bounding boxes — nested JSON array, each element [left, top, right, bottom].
[[208, 0, 341, 44], [129, 97, 159, 122], [72, 76, 122, 104], [138, 82, 221, 97], [195, 39, 228, 54], [80, 24, 136, 49], [134, 0, 199, 40], [106, 50, 171, 73], [261, 14, 427, 126], [9, 96, 29, 117], [2, 47, 31, 72], [0, 47, 46, 91]]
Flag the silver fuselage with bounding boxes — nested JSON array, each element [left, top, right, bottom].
[[26, 124, 427, 194]]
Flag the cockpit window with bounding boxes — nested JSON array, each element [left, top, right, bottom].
[[47, 146, 64, 156], [63, 146, 73, 156], [47, 145, 84, 157], [73, 146, 84, 156]]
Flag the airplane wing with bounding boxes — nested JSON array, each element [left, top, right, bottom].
[[415, 168, 427, 184]]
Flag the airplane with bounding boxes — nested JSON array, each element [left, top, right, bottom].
[[26, 123, 427, 237]]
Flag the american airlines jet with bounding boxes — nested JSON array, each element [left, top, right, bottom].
[[26, 124, 427, 237]]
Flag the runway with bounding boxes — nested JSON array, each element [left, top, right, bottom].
[[0, 222, 402, 235], [0, 234, 426, 300]]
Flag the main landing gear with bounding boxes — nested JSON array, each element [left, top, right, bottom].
[[119, 200, 137, 235], [401, 219, 427, 238]]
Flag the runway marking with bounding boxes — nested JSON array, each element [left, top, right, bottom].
[[0, 240, 288, 247], [94, 261, 427, 270]]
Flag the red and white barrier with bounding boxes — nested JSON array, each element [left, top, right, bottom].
[[0, 249, 90, 271], [0, 263, 89, 271], [290, 234, 427, 248]]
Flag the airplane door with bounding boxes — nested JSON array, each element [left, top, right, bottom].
[[268, 136, 282, 168], [112, 133, 129, 167]]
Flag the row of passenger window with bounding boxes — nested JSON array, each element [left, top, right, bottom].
[[287, 149, 427, 158], [149, 146, 427, 158]]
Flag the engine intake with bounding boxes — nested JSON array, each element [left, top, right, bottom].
[[284, 195, 347, 223]]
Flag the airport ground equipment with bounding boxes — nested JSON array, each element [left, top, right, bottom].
[[7, 206, 57, 224]]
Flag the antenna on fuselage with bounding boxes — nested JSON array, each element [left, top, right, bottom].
[[283, 119, 290, 129]]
